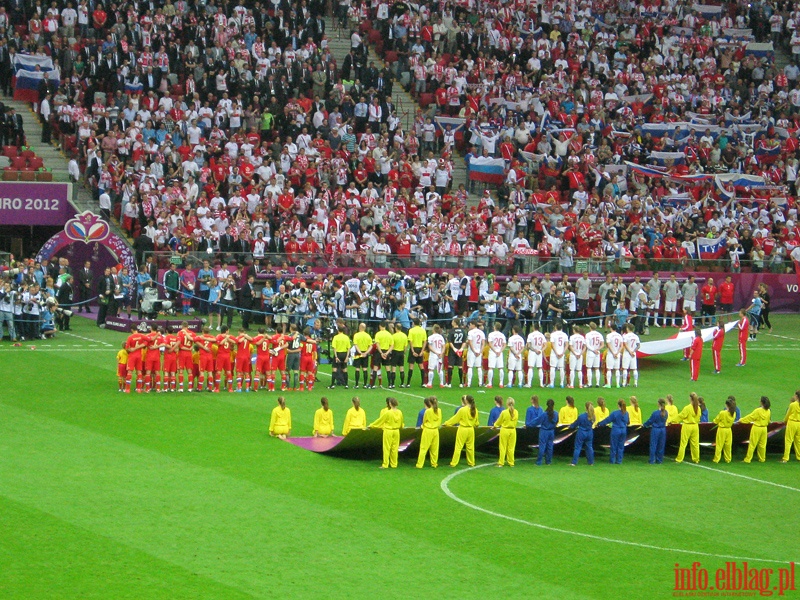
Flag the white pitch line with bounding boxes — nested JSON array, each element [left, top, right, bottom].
[[763, 332, 800, 342], [440, 462, 797, 565], [0, 347, 115, 352], [60, 330, 113, 347], [687, 462, 800, 493]]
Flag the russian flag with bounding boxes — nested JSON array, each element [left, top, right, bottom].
[[754, 143, 781, 165], [433, 116, 465, 131], [13, 70, 46, 102], [696, 235, 728, 260], [468, 156, 506, 184], [125, 81, 144, 94], [13, 54, 55, 103], [650, 151, 686, 166], [624, 161, 669, 178]]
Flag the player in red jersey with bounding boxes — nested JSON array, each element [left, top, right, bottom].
[[299, 327, 318, 391], [161, 329, 179, 391], [215, 325, 236, 392], [124, 325, 148, 392], [234, 328, 253, 392], [196, 327, 216, 392], [176, 322, 196, 392], [270, 330, 290, 391], [711, 319, 725, 374], [251, 327, 272, 391], [143, 325, 163, 392], [736, 308, 749, 367]]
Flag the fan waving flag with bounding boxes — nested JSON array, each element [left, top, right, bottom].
[[696, 235, 728, 260], [468, 156, 506, 184], [13, 54, 55, 102]]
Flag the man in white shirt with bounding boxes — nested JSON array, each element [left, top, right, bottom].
[[604, 323, 624, 388], [466, 320, 486, 388], [584, 322, 605, 388], [621, 323, 641, 387], [526, 324, 547, 388], [568, 326, 586, 389], [486, 322, 507, 388], [548, 322, 569, 388]]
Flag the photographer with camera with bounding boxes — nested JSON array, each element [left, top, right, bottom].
[[272, 284, 291, 334], [0, 279, 17, 341], [21, 283, 43, 340]]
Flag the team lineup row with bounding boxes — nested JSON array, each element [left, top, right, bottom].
[[267, 393, 800, 469], [116, 310, 754, 392]]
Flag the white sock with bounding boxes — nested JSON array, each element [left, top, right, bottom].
[[467, 369, 473, 387], [569, 369, 575, 387], [622, 369, 628, 386], [615, 371, 621, 387], [594, 369, 600, 386], [498, 370, 504, 387], [559, 368, 565, 386], [539, 369, 544, 387], [487, 370, 494, 386], [550, 367, 556, 384], [527, 368, 533, 386], [517, 371, 524, 386], [507, 371, 513, 386], [606, 370, 612, 385], [477, 367, 483, 386], [428, 370, 434, 385], [633, 370, 638, 385]]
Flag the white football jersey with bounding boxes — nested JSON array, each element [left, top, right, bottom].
[[550, 330, 569, 354], [527, 331, 546, 352], [427, 333, 445, 354], [467, 327, 486, 351], [569, 333, 586, 354], [585, 330, 604, 353], [622, 332, 641, 353], [606, 331, 624, 354], [508, 334, 525, 357], [487, 330, 507, 351]]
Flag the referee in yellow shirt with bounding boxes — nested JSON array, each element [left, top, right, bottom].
[[406, 318, 428, 388], [352, 323, 373, 389], [329, 325, 351, 389], [370, 321, 394, 389], [390, 322, 409, 389]]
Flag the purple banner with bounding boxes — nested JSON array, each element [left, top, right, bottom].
[[0, 182, 73, 226]]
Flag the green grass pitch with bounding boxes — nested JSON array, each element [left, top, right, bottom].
[[1, 315, 799, 599]]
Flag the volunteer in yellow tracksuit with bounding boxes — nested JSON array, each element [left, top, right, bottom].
[[712, 398, 737, 463], [342, 397, 367, 435], [416, 397, 442, 468], [369, 397, 404, 468], [558, 395, 578, 425], [781, 391, 800, 463], [674, 393, 701, 463], [628, 396, 642, 426], [313, 397, 335, 437], [444, 395, 480, 467], [741, 396, 771, 463], [269, 396, 292, 438], [665, 394, 679, 424], [493, 398, 519, 467]]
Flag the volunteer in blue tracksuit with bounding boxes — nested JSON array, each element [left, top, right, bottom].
[[525, 395, 543, 428], [569, 402, 596, 466], [532, 398, 559, 465], [643, 398, 669, 464], [416, 404, 427, 428], [598, 399, 630, 464], [487, 396, 503, 426]]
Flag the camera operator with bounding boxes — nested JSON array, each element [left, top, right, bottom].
[[272, 283, 290, 333], [56, 274, 74, 330], [0, 279, 17, 341], [40, 298, 57, 339], [290, 282, 311, 328], [21, 283, 43, 340]]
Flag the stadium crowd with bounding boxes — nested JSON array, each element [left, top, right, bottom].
[[5, 0, 800, 275]]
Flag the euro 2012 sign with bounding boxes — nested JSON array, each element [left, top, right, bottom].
[[36, 211, 136, 276]]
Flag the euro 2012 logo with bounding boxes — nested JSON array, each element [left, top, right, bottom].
[[673, 562, 796, 597]]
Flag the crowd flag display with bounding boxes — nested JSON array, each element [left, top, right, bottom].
[[13, 54, 55, 103], [468, 156, 506, 184], [695, 235, 729, 260]]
